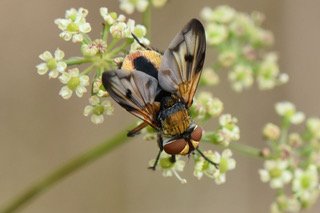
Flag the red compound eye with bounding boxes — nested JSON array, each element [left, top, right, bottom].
[[191, 126, 203, 142], [163, 138, 187, 155]]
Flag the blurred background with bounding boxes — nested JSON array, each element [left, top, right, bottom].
[[0, 0, 320, 212]]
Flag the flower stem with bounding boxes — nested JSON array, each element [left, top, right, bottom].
[[0, 126, 133, 213], [228, 142, 262, 158], [65, 57, 92, 66], [142, 3, 152, 39]]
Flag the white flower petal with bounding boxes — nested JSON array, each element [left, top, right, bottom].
[[59, 86, 73, 99], [59, 72, 71, 84], [60, 31, 72, 41], [72, 34, 83, 43], [75, 86, 87, 97], [56, 62, 67, 72], [54, 48, 65, 60], [39, 51, 53, 61], [48, 70, 59, 79], [84, 105, 93, 116], [79, 75, 89, 86], [79, 23, 91, 33], [89, 96, 100, 105], [36, 63, 48, 75], [91, 114, 104, 124]]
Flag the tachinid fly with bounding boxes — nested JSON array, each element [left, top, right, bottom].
[[102, 19, 218, 169]]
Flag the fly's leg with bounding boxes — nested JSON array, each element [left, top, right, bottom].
[[148, 133, 163, 170], [195, 147, 219, 169]]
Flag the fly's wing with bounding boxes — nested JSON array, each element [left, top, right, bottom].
[[158, 19, 206, 108], [102, 70, 160, 129]]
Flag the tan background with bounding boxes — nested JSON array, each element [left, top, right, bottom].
[[0, 0, 320, 212]]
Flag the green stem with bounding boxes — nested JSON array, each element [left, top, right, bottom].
[[142, 3, 152, 39], [228, 142, 262, 158], [0, 126, 133, 213], [64, 57, 92, 66], [108, 40, 131, 57], [102, 24, 110, 42]]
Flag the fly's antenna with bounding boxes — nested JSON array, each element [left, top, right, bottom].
[[131, 33, 152, 50]]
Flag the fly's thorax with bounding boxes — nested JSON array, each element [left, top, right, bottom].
[[158, 97, 190, 136], [162, 124, 203, 155]]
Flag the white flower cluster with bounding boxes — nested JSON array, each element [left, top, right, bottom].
[[190, 91, 223, 121], [100, 7, 150, 51], [275, 101, 305, 125], [55, 8, 91, 43], [119, 0, 168, 14], [194, 149, 236, 184], [216, 114, 240, 146], [201, 6, 288, 92], [260, 101, 320, 212], [37, 6, 153, 125]]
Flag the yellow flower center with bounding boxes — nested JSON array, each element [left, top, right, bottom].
[[67, 22, 79, 32], [47, 58, 57, 70], [93, 105, 104, 115], [159, 157, 174, 169], [67, 77, 80, 90], [300, 175, 311, 189], [269, 167, 282, 178]]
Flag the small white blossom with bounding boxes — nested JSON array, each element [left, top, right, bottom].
[[58, 68, 89, 99], [194, 150, 218, 180], [271, 195, 301, 213], [81, 39, 107, 57], [263, 123, 280, 141], [110, 22, 128, 39], [36, 49, 66, 78], [228, 64, 254, 92], [218, 51, 237, 68], [259, 160, 292, 189], [119, 0, 149, 14], [275, 102, 305, 125], [149, 152, 187, 184], [216, 114, 240, 146], [206, 23, 228, 45], [84, 96, 114, 124], [191, 92, 223, 121], [55, 8, 91, 43], [306, 117, 320, 140], [92, 79, 109, 97], [211, 5, 236, 24], [196, 149, 236, 184], [200, 67, 220, 86], [257, 53, 284, 90], [292, 165, 319, 201], [100, 7, 119, 25]]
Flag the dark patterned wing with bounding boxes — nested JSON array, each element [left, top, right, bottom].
[[158, 19, 206, 108], [102, 70, 160, 129]]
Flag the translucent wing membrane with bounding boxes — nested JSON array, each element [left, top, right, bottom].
[[158, 19, 206, 108], [102, 70, 160, 128]]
